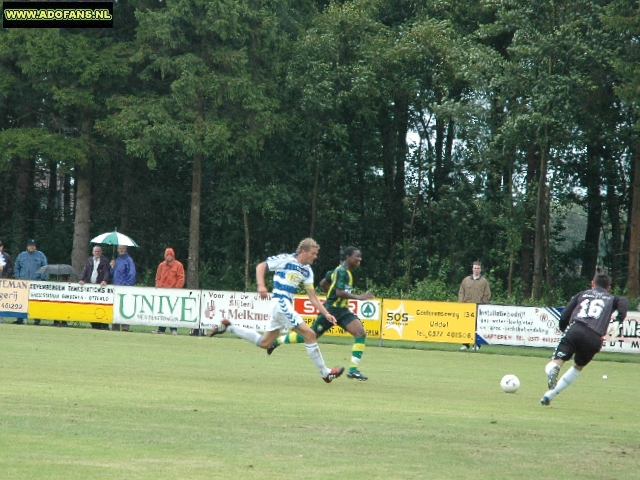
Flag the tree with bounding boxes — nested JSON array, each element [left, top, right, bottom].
[[101, 0, 283, 287], [603, 1, 640, 299]]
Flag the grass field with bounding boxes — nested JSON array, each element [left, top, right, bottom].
[[1, 324, 640, 479]]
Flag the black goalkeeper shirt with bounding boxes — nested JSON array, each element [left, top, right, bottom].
[[559, 287, 628, 336]]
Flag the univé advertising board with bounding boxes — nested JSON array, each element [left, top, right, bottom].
[[112, 286, 200, 329]]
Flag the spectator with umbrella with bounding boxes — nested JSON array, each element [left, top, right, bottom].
[[90, 230, 138, 331], [110, 245, 137, 332]]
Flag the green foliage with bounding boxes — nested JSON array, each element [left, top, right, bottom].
[[1, 0, 638, 307]]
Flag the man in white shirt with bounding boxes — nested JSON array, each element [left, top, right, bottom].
[[79, 246, 111, 329]]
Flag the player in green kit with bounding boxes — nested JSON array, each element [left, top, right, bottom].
[[267, 247, 374, 380]]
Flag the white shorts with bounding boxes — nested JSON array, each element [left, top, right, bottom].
[[267, 297, 304, 332]]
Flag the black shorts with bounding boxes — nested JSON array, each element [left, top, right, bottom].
[[552, 321, 602, 367], [312, 308, 359, 336]]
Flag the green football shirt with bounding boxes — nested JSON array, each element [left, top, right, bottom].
[[324, 265, 353, 309]]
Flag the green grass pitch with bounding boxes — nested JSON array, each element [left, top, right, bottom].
[[1, 325, 639, 479]]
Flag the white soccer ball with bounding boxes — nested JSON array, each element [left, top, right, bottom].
[[500, 374, 520, 393]]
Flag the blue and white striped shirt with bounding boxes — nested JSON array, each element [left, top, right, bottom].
[[266, 253, 314, 302]]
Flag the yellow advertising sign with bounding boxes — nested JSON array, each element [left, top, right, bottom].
[[381, 299, 476, 343], [28, 301, 113, 323], [0, 279, 30, 318], [28, 281, 114, 323]]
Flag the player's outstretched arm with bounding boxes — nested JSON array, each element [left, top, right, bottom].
[[256, 261, 269, 299], [319, 278, 331, 294]]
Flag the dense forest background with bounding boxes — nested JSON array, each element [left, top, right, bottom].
[[1, 0, 640, 306]]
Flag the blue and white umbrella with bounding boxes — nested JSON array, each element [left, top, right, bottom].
[[90, 231, 139, 247]]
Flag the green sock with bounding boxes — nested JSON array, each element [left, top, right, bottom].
[[350, 337, 366, 371]]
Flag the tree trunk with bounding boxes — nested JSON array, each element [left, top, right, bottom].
[[392, 96, 408, 263], [186, 152, 202, 289], [506, 166, 515, 297], [406, 145, 423, 292], [63, 173, 72, 222], [71, 160, 92, 274], [12, 156, 34, 250], [581, 146, 602, 280], [243, 201, 250, 291], [47, 160, 58, 219], [434, 115, 444, 198], [606, 182, 622, 287], [544, 172, 553, 303], [532, 145, 549, 301], [310, 157, 320, 238], [520, 143, 538, 297], [627, 147, 640, 298], [380, 97, 409, 279], [120, 155, 134, 234]]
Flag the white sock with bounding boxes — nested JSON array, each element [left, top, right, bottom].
[[305, 342, 330, 376], [545, 361, 559, 375], [546, 366, 580, 400], [229, 325, 262, 346]]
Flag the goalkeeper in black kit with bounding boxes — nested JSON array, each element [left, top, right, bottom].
[[540, 273, 628, 406]]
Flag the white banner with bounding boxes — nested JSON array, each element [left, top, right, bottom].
[[476, 305, 563, 348], [601, 311, 640, 354], [113, 286, 200, 328], [29, 281, 114, 304], [200, 290, 273, 331]]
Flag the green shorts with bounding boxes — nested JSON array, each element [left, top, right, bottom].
[[313, 307, 358, 335]]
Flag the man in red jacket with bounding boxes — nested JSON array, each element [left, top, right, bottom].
[[151, 248, 185, 335]]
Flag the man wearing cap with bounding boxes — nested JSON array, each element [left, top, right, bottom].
[[14, 239, 48, 325], [0, 241, 13, 324], [151, 248, 185, 335]]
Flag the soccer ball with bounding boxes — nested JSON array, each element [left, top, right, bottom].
[[500, 374, 520, 393]]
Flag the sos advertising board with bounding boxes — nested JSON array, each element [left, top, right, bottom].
[[112, 286, 200, 328], [200, 290, 272, 331], [381, 300, 476, 343], [293, 295, 381, 338], [28, 281, 114, 323], [0, 279, 29, 318]]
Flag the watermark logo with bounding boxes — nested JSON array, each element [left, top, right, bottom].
[[3, 1, 113, 28]]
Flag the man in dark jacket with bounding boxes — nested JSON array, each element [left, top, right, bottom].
[[79, 246, 110, 287], [79, 245, 110, 329], [0, 241, 13, 279], [0, 240, 13, 324]]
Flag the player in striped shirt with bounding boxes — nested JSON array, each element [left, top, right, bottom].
[[208, 238, 344, 383], [267, 247, 374, 380]]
